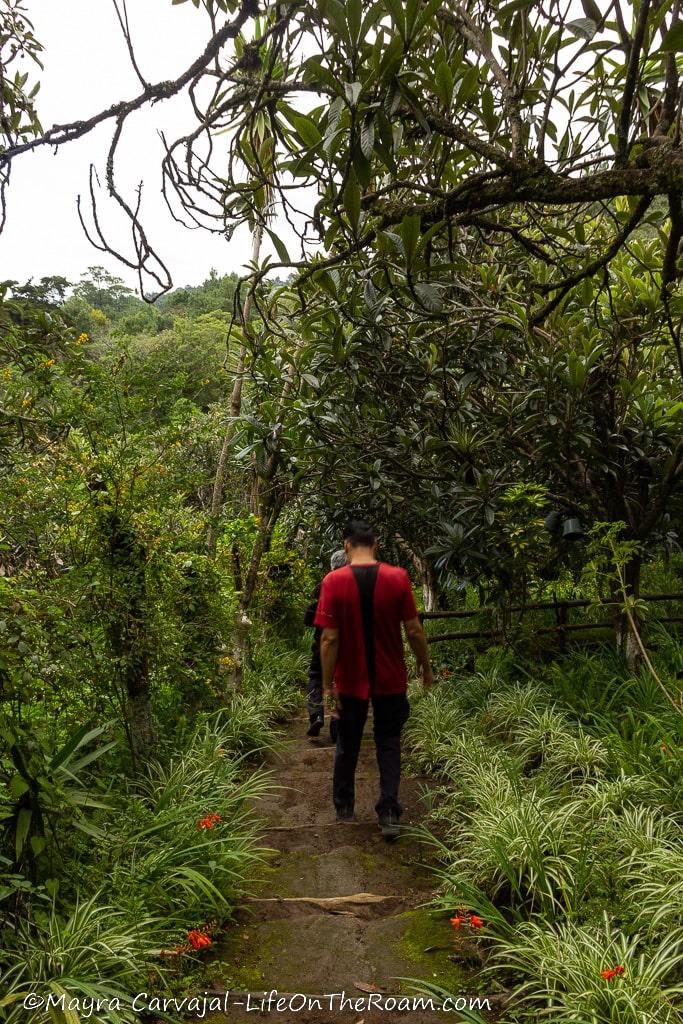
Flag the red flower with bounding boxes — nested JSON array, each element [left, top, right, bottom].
[[600, 965, 625, 980], [440, 668, 452, 678], [450, 911, 484, 930], [187, 929, 212, 951], [196, 812, 222, 830]]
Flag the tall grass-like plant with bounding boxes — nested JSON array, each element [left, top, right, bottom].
[[572, 772, 659, 817], [539, 729, 610, 786], [442, 670, 501, 715], [491, 915, 683, 1023], [403, 687, 469, 773], [435, 733, 524, 792], [507, 706, 574, 768], [1, 895, 164, 1024], [103, 720, 275, 931], [627, 843, 683, 933], [425, 779, 585, 918], [480, 682, 554, 741]]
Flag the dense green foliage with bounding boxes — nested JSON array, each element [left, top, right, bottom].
[[2, 0, 683, 1020], [0, 270, 313, 1019]]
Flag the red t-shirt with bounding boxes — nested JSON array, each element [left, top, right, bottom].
[[313, 562, 418, 698]]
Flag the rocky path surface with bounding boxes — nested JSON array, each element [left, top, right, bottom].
[[206, 712, 490, 1023]]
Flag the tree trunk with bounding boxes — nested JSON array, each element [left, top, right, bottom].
[[421, 560, 439, 613], [394, 534, 440, 611], [104, 510, 156, 767], [613, 553, 643, 673], [226, 487, 287, 688], [206, 221, 264, 561]]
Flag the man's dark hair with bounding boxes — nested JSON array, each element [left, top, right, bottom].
[[343, 520, 376, 547]]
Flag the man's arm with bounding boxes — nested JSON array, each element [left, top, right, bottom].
[[403, 617, 435, 688], [320, 627, 340, 710]]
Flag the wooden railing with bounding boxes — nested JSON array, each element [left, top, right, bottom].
[[421, 593, 683, 646]]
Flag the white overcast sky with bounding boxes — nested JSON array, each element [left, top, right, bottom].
[[0, 0, 298, 293]]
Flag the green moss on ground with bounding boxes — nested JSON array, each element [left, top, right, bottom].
[[390, 909, 469, 990], [213, 919, 294, 990]]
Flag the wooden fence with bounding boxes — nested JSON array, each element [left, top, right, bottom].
[[421, 593, 683, 647]]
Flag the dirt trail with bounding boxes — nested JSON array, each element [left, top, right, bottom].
[[207, 711, 489, 1023]]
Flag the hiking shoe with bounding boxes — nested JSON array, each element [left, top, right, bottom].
[[306, 715, 323, 737], [379, 811, 401, 841], [335, 805, 355, 822], [329, 717, 339, 744]]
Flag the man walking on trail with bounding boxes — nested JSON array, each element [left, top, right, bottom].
[[303, 549, 347, 738], [314, 520, 434, 839]]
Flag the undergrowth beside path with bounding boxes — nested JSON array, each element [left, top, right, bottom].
[[0, 641, 308, 1024], [404, 645, 683, 1024]]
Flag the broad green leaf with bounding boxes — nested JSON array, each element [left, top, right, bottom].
[[567, 17, 597, 40], [344, 81, 362, 107], [384, 0, 406, 40], [360, 117, 375, 159], [400, 214, 421, 263], [266, 227, 290, 264], [379, 33, 404, 84], [9, 774, 29, 799], [15, 807, 31, 861], [30, 834, 47, 857], [435, 61, 454, 107], [47, 984, 81, 1024], [481, 87, 496, 131], [661, 20, 683, 50], [414, 282, 443, 312], [325, 0, 350, 45], [290, 113, 322, 149], [459, 65, 479, 102], [364, 278, 379, 309], [346, 0, 362, 46], [580, 0, 602, 23], [499, 0, 535, 13]]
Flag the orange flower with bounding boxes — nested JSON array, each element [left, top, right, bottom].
[[600, 965, 625, 980], [187, 929, 212, 950], [450, 910, 484, 930], [196, 812, 222, 830], [440, 668, 452, 678]]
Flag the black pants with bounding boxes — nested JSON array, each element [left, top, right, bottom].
[[307, 668, 323, 721], [333, 692, 410, 817]]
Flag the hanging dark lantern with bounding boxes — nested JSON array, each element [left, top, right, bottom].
[[562, 517, 585, 541]]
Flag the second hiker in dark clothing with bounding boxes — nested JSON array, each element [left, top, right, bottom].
[[314, 520, 434, 839], [304, 549, 347, 737]]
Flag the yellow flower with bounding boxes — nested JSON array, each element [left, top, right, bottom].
[[22, 397, 32, 408], [1, 367, 12, 380]]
